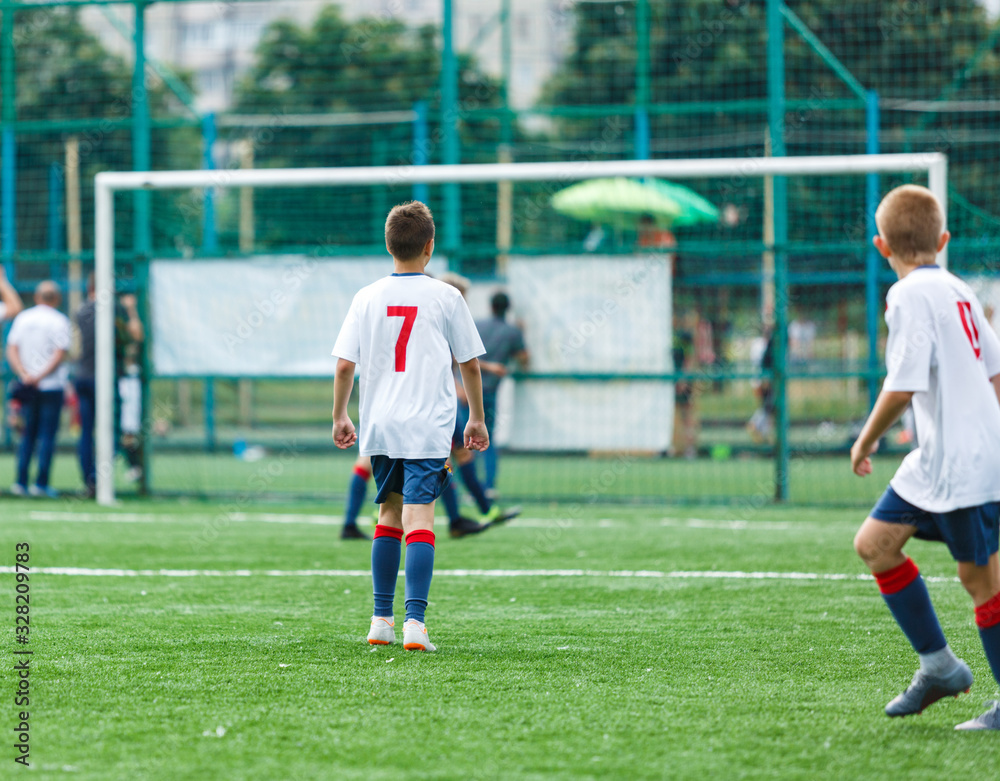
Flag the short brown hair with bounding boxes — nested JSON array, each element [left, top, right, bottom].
[[875, 185, 944, 260], [385, 201, 435, 261]]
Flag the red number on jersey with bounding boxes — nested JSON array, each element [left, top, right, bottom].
[[387, 306, 418, 372], [957, 301, 981, 359]]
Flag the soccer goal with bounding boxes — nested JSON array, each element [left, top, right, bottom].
[[94, 153, 947, 506]]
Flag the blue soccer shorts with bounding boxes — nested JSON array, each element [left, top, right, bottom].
[[371, 456, 452, 505], [870, 485, 1000, 566]]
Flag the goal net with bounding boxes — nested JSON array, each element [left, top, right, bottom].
[[93, 154, 947, 506]]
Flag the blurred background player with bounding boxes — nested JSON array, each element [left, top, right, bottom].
[[441, 273, 520, 532], [339, 453, 498, 539], [6, 281, 72, 497], [332, 200, 489, 651], [474, 291, 529, 493], [851, 185, 1000, 731]]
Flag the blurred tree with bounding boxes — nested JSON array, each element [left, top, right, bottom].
[[538, 0, 1000, 250], [3, 6, 199, 254], [230, 6, 505, 254]]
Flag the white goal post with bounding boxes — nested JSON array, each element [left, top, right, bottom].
[[94, 153, 948, 505]]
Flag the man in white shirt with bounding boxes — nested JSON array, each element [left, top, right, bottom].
[[6, 281, 72, 498], [332, 201, 488, 652], [851, 185, 1000, 731]]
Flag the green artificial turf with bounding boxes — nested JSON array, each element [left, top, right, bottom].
[[0, 448, 906, 507], [0, 498, 995, 780]]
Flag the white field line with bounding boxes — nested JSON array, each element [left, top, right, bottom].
[[0, 565, 960, 584], [26, 511, 833, 531], [27, 511, 344, 525]]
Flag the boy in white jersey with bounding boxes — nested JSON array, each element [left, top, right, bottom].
[[851, 185, 1000, 730], [332, 201, 488, 651]]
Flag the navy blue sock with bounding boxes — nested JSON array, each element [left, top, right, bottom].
[[876, 558, 947, 655], [976, 592, 1000, 686], [458, 462, 491, 515], [343, 467, 369, 529], [404, 531, 435, 623], [371, 525, 401, 618], [442, 482, 461, 525]]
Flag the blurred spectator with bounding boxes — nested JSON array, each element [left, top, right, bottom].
[[475, 291, 529, 492], [74, 274, 144, 497], [747, 326, 776, 443], [583, 224, 606, 252], [637, 214, 677, 253], [672, 311, 702, 459], [788, 310, 817, 367], [6, 281, 72, 497]]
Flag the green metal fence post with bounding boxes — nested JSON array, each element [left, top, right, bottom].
[[132, 0, 151, 257], [204, 378, 216, 453], [635, 0, 650, 160], [136, 257, 151, 495], [2, 2, 15, 278], [768, 0, 789, 501], [865, 90, 880, 410], [441, 0, 460, 269]]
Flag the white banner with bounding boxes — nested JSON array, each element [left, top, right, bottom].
[[504, 256, 674, 451], [150, 256, 446, 376], [150, 255, 674, 451]]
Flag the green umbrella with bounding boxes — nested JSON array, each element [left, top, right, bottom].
[[550, 177, 719, 229], [643, 178, 720, 228]]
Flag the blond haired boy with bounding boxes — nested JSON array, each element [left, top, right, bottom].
[[851, 184, 1000, 730], [332, 201, 488, 651]]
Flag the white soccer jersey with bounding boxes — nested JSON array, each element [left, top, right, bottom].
[[883, 265, 1000, 512], [332, 272, 485, 458], [7, 304, 72, 390]]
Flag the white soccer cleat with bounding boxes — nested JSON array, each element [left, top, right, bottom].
[[367, 616, 395, 645], [955, 701, 1000, 731], [402, 619, 436, 652]]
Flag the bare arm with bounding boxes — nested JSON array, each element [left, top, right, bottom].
[[992, 374, 1000, 407], [851, 390, 913, 476], [0, 269, 23, 320], [6, 343, 27, 383], [332, 358, 357, 449], [120, 295, 144, 343], [458, 357, 489, 451], [479, 360, 507, 378]]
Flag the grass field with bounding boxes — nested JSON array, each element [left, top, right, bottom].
[[1, 474, 997, 780]]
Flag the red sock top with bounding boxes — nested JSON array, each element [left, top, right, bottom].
[[405, 529, 436, 547], [373, 524, 403, 541], [353, 464, 372, 480], [874, 557, 920, 595], [975, 591, 1000, 629]]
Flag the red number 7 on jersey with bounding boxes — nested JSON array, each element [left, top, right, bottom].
[[388, 306, 418, 372], [957, 301, 981, 359]]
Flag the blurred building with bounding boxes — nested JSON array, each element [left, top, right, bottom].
[[81, 0, 571, 114]]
